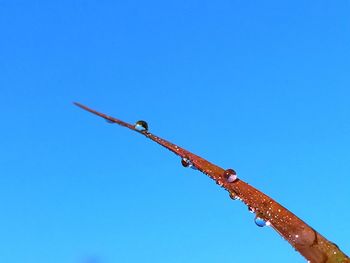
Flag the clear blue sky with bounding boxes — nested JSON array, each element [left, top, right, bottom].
[[0, 1, 349, 262]]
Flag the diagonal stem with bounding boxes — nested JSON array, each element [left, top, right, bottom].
[[74, 102, 349, 263]]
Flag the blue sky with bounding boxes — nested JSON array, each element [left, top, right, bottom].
[[0, 1, 349, 262]]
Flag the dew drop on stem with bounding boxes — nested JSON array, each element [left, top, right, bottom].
[[135, 120, 148, 131], [181, 157, 197, 170], [248, 206, 255, 213], [216, 180, 224, 187], [229, 192, 239, 200], [223, 169, 238, 183], [181, 157, 192, 167], [254, 215, 270, 227]]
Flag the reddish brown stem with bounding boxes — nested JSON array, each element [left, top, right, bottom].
[[74, 102, 349, 263]]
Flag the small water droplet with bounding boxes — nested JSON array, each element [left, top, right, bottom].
[[216, 180, 224, 186], [181, 157, 197, 170], [229, 192, 240, 200], [135, 120, 148, 131], [254, 215, 268, 227], [248, 206, 255, 213], [181, 158, 192, 167], [223, 168, 238, 183], [105, 119, 114, 124]]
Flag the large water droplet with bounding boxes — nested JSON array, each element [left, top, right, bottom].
[[135, 120, 148, 131], [254, 215, 270, 227], [293, 227, 317, 247], [223, 169, 238, 183]]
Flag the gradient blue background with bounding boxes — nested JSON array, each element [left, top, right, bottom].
[[0, 1, 349, 262]]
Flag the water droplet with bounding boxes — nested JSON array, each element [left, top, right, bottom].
[[181, 157, 197, 170], [229, 192, 239, 200], [293, 227, 316, 246], [254, 215, 268, 227], [216, 180, 224, 186], [135, 120, 148, 131], [248, 206, 255, 213], [181, 157, 192, 167], [181, 157, 198, 170], [223, 169, 238, 183], [105, 119, 114, 124]]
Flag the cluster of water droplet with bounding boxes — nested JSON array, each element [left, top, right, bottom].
[[110, 115, 275, 230], [181, 149, 271, 229], [135, 120, 148, 132]]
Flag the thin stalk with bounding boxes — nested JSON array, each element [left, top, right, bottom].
[[74, 102, 349, 263]]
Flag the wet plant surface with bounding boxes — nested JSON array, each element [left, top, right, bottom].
[[74, 102, 349, 263]]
